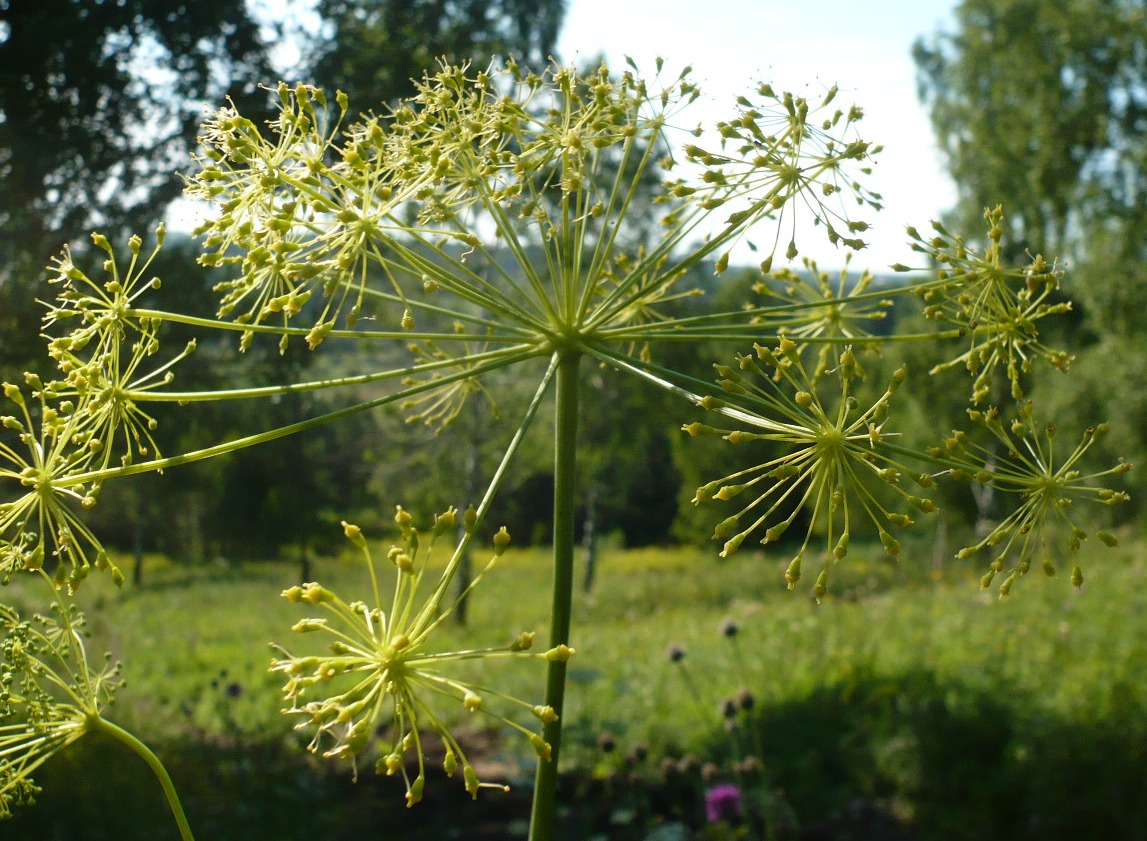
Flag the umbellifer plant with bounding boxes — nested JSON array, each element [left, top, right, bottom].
[[0, 58, 1129, 840]]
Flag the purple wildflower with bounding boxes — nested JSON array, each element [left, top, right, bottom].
[[704, 783, 743, 823]]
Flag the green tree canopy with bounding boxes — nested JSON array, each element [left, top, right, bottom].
[[913, 0, 1147, 256], [0, 0, 273, 265], [308, 0, 565, 109], [0, 0, 275, 381]]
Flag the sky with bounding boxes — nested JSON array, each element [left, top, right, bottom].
[[556, 0, 961, 271]]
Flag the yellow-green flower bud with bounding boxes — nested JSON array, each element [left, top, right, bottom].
[[544, 644, 575, 662], [433, 507, 457, 537], [682, 422, 722, 437], [341, 521, 367, 549], [763, 521, 789, 544], [908, 496, 935, 513], [305, 321, 333, 349], [784, 555, 802, 589], [533, 705, 558, 724], [493, 527, 511, 556], [463, 691, 483, 713], [464, 764, 480, 798], [877, 468, 900, 485], [879, 529, 901, 558], [2, 383, 24, 407], [888, 366, 907, 393], [714, 484, 746, 501], [839, 347, 857, 378], [530, 733, 553, 761], [1097, 531, 1118, 548], [814, 570, 829, 601], [347, 719, 371, 754], [1071, 565, 1083, 588], [301, 583, 335, 604], [511, 631, 535, 651], [722, 532, 747, 556], [291, 618, 328, 633], [381, 752, 403, 776], [405, 775, 424, 807]]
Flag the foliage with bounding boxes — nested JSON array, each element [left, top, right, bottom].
[[0, 0, 271, 257], [309, 0, 565, 110], [913, 0, 1147, 254], [0, 53, 1130, 841]]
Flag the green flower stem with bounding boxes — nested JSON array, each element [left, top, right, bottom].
[[529, 348, 581, 841], [412, 355, 559, 637], [65, 349, 537, 487], [586, 343, 705, 405], [88, 716, 195, 841], [127, 307, 536, 342], [127, 343, 538, 403], [384, 234, 553, 330]]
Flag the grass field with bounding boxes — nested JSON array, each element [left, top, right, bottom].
[[5, 531, 1147, 839]]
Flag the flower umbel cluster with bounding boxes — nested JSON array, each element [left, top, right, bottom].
[[680, 82, 882, 271], [895, 206, 1072, 403], [188, 61, 879, 366], [2, 230, 192, 589], [685, 339, 932, 600], [1, 377, 120, 589], [939, 402, 1131, 595], [0, 601, 122, 818], [271, 508, 565, 806], [749, 254, 892, 380]]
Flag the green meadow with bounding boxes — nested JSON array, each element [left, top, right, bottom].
[[6, 534, 1147, 840]]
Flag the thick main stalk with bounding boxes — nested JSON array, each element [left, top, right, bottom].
[[528, 348, 581, 841]]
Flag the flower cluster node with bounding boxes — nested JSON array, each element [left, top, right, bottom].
[[943, 401, 1130, 595], [688, 336, 928, 600], [270, 507, 546, 804]]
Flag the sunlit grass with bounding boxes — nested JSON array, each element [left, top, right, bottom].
[[10, 534, 1144, 780]]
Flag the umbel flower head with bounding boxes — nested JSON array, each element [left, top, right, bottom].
[[270, 507, 564, 806], [749, 254, 892, 380], [685, 339, 932, 601], [1, 376, 119, 589], [0, 601, 122, 818], [43, 228, 196, 471], [893, 206, 1073, 404], [186, 58, 879, 370], [2, 229, 192, 590], [938, 402, 1131, 595]]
